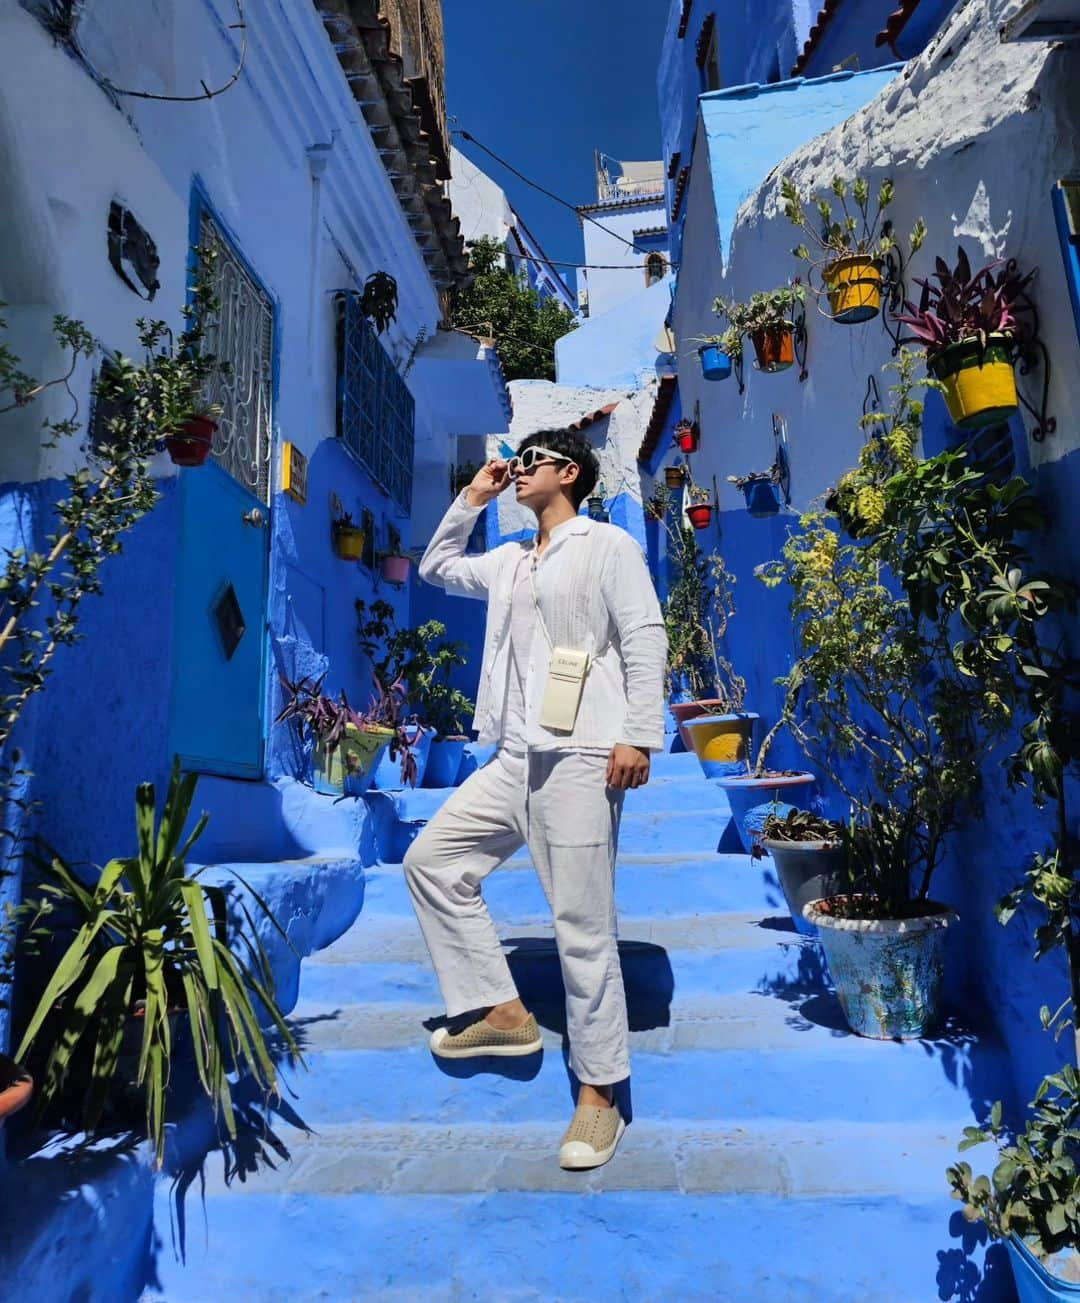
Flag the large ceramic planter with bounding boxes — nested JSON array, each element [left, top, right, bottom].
[[313, 724, 393, 797], [761, 839, 846, 937], [683, 713, 759, 780], [750, 324, 795, 373], [1007, 1234, 1080, 1302], [803, 894, 958, 1039], [716, 772, 815, 853], [824, 255, 882, 324], [928, 334, 1018, 430], [373, 723, 433, 790], [0, 1054, 32, 1125], [423, 736, 467, 789], [699, 344, 733, 382]]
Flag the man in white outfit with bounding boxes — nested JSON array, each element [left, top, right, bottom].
[[404, 428, 666, 1170]]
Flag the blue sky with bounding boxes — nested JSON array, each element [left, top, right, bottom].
[[444, 1, 670, 279]]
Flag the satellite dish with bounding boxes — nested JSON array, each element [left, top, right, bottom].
[[653, 324, 676, 354]]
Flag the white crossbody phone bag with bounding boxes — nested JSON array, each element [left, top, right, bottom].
[[529, 560, 590, 732]]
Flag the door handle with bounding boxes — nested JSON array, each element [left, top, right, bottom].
[[241, 508, 266, 528]]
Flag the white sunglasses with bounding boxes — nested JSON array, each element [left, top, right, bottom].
[[506, 445, 576, 477]]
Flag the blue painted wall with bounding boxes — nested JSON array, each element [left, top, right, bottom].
[[556, 280, 674, 389], [798, 0, 958, 78]]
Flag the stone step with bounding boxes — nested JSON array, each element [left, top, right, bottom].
[[362, 852, 783, 919], [142, 1186, 997, 1302], [186, 1118, 967, 1198], [380, 772, 726, 823], [295, 916, 817, 1009], [273, 999, 1003, 1128]]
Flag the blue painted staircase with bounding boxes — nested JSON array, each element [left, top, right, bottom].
[[143, 750, 1011, 1301]]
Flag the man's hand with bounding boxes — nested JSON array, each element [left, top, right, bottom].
[[466, 458, 512, 507], [606, 744, 650, 790]]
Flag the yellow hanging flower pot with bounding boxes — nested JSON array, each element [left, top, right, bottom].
[[928, 334, 1018, 430], [824, 255, 882, 324]]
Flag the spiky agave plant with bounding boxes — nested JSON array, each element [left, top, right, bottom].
[[16, 761, 300, 1164]]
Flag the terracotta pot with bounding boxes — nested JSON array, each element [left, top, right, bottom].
[[824, 255, 882, 324], [381, 553, 411, 585], [687, 503, 712, 530], [165, 415, 217, 467], [929, 334, 1018, 430], [750, 324, 795, 373], [0, 1055, 32, 1125]]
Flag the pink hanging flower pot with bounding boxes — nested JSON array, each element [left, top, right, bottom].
[[380, 553, 412, 586]]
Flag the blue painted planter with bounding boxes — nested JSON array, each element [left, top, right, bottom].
[[1008, 1236, 1080, 1302], [803, 896, 958, 1039], [423, 737, 467, 789], [699, 344, 733, 382], [373, 724, 433, 790], [715, 773, 815, 852], [743, 480, 781, 517]]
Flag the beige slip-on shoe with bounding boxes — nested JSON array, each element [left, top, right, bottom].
[[558, 1102, 626, 1170], [429, 1012, 543, 1059]]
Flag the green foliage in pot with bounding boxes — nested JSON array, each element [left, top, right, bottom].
[[691, 325, 743, 362], [781, 174, 926, 283], [16, 762, 299, 1164], [655, 485, 746, 713], [359, 271, 399, 335], [759, 807, 844, 846], [714, 284, 806, 341], [759, 349, 1041, 916]]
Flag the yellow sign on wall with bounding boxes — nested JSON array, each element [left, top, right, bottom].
[[282, 442, 308, 505]]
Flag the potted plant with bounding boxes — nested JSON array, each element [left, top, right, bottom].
[[379, 525, 413, 586], [782, 174, 926, 324], [664, 463, 687, 489], [14, 763, 300, 1164], [674, 419, 700, 454], [276, 673, 393, 796], [359, 270, 399, 334], [656, 494, 756, 758], [644, 493, 665, 522], [686, 483, 713, 531], [329, 493, 365, 562], [586, 482, 608, 521], [694, 325, 740, 382], [0, 1052, 32, 1125], [894, 247, 1035, 429], [716, 285, 806, 374], [164, 407, 220, 467], [369, 676, 428, 789], [728, 467, 782, 518], [760, 351, 1029, 1037], [387, 616, 476, 789], [755, 807, 847, 937]]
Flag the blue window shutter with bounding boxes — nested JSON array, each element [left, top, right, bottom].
[[336, 292, 415, 511]]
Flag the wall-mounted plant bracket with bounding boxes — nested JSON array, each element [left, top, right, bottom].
[[773, 413, 792, 505], [732, 348, 746, 394], [880, 244, 909, 357], [792, 291, 809, 382], [1010, 271, 1056, 441]]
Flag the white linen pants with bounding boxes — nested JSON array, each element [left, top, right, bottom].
[[403, 748, 629, 1085]]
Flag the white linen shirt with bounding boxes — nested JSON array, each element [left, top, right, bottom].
[[418, 492, 667, 753]]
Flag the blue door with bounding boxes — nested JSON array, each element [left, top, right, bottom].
[[168, 203, 274, 778]]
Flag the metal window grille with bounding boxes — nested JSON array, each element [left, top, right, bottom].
[[335, 292, 415, 512], [198, 210, 275, 503]]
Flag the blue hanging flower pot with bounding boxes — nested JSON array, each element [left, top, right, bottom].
[[744, 480, 780, 517], [699, 344, 733, 382]]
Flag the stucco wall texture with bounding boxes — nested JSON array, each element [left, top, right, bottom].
[[671, 0, 1080, 1111]]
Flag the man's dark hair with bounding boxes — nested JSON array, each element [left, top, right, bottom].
[[515, 428, 599, 508]]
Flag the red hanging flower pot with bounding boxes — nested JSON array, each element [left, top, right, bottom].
[[687, 503, 713, 530], [165, 414, 217, 467], [674, 421, 699, 454]]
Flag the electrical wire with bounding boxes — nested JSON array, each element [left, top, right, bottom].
[[452, 127, 680, 270], [73, 0, 247, 102]]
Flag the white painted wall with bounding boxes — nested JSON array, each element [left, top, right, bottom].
[[673, 0, 1080, 521], [579, 198, 670, 320], [448, 145, 514, 246]]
